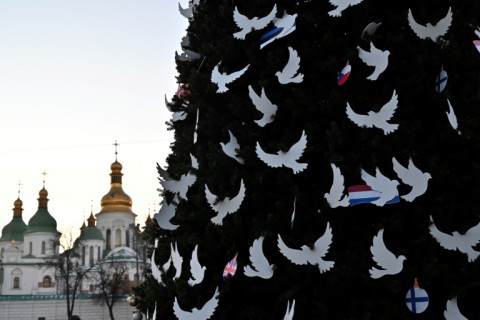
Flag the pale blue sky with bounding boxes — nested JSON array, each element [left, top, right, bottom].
[[0, 1, 189, 239]]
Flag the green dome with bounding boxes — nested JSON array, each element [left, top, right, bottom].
[[79, 226, 104, 241], [25, 187, 58, 234], [25, 208, 58, 234], [0, 217, 27, 242]]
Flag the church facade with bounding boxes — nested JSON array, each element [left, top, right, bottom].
[[0, 158, 146, 297]]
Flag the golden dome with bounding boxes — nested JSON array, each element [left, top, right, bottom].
[[99, 160, 134, 214], [13, 197, 23, 218]]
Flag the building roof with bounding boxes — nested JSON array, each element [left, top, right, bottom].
[[97, 160, 135, 215], [0, 198, 27, 242], [25, 187, 59, 234]]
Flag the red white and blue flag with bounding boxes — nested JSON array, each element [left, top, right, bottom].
[[474, 40, 480, 54], [223, 253, 238, 279], [348, 185, 399, 206], [337, 62, 351, 85]]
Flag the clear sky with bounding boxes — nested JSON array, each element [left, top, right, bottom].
[[0, 1, 189, 241]]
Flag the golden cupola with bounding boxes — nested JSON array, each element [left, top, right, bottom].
[[98, 160, 134, 214]]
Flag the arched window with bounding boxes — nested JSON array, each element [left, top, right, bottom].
[[125, 230, 130, 247], [115, 229, 121, 247], [42, 276, 52, 288], [29, 242, 32, 255], [13, 277, 20, 289], [97, 246, 101, 261], [41, 241, 46, 254], [134, 273, 139, 285], [1, 247, 4, 259], [89, 246, 94, 266], [82, 246, 86, 265], [106, 229, 112, 249]]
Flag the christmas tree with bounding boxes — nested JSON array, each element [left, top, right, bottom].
[[135, 0, 480, 318]]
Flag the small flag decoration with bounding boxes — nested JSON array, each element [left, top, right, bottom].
[[435, 68, 448, 93], [406, 278, 429, 314], [260, 27, 283, 49], [474, 40, 480, 54], [348, 185, 399, 206], [337, 61, 351, 85], [223, 253, 238, 279]]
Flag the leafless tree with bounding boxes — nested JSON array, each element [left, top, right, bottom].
[[43, 228, 96, 320], [94, 254, 133, 320]]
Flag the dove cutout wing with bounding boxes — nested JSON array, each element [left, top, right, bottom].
[[369, 229, 406, 279], [407, 7, 452, 41], [446, 99, 461, 135], [277, 222, 335, 273], [357, 42, 390, 80], [361, 167, 400, 206], [206, 179, 246, 225], [155, 200, 179, 231], [324, 163, 350, 208], [444, 297, 468, 320], [256, 130, 308, 174], [243, 236, 275, 279], [429, 215, 480, 262], [233, 4, 277, 39], [392, 157, 431, 202], [161, 172, 197, 199], [173, 287, 219, 320], [211, 62, 250, 93], [346, 90, 399, 134], [248, 85, 278, 127], [150, 244, 163, 285], [171, 242, 184, 280], [220, 130, 244, 164], [178, 0, 199, 19], [283, 300, 295, 320], [276, 47, 304, 84], [188, 245, 206, 286], [328, 0, 365, 17]]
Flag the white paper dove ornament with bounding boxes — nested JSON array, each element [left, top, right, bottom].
[[233, 4, 277, 40], [150, 243, 163, 284], [188, 245, 206, 286], [369, 229, 406, 279], [171, 242, 183, 280], [248, 85, 278, 127], [446, 99, 461, 135], [205, 179, 246, 225], [407, 7, 453, 42], [277, 222, 335, 273], [155, 201, 179, 231], [220, 130, 244, 164], [276, 47, 304, 84], [444, 297, 468, 320], [392, 157, 431, 202], [243, 236, 275, 279], [178, 0, 199, 19], [173, 287, 219, 320], [211, 62, 250, 93], [357, 42, 390, 80], [346, 90, 399, 134], [328, 0, 365, 17], [283, 300, 295, 320], [256, 130, 308, 174], [360, 167, 400, 206], [324, 163, 349, 208], [429, 215, 480, 262], [161, 172, 197, 199]]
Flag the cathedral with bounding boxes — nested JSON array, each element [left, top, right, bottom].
[[0, 158, 146, 296]]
